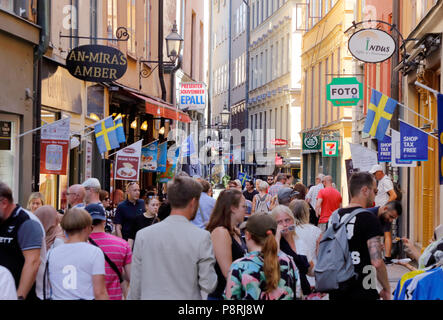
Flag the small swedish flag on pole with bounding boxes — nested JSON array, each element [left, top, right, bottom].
[[94, 116, 120, 154], [114, 115, 126, 144]]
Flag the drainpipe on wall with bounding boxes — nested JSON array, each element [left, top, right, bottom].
[[32, 0, 50, 192], [158, 0, 167, 101]]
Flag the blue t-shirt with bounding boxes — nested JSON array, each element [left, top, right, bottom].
[[412, 268, 443, 300], [113, 199, 145, 240]]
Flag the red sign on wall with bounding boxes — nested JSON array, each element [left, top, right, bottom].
[[40, 118, 70, 175], [271, 139, 288, 146]]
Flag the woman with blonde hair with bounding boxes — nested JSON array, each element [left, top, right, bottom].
[[251, 181, 271, 214], [44, 208, 108, 300], [206, 189, 247, 300], [225, 214, 299, 300], [27, 192, 44, 213], [271, 205, 314, 296]]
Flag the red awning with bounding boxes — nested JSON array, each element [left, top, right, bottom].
[[128, 92, 191, 123]]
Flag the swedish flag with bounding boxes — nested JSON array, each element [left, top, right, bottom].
[[114, 116, 126, 144], [94, 116, 120, 154], [363, 89, 398, 141]]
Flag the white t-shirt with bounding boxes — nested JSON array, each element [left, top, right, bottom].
[[0, 266, 17, 300], [294, 224, 322, 287], [375, 175, 394, 207], [46, 242, 105, 300]]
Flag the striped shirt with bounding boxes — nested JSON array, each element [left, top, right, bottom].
[[89, 232, 132, 300]]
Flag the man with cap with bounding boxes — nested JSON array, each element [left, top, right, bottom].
[[369, 164, 397, 207], [277, 187, 299, 207], [86, 203, 132, 300], [82, 178, 103, 206]]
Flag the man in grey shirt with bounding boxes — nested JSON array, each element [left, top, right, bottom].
[[128, 176, 217, 300]]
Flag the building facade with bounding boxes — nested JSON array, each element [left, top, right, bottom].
[[247, 0, 303, 180], [301, 0, 362, 204]]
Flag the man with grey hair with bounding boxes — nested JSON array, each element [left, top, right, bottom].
[[67, 184, 86, 209], [82, 178, 102, 205], [306, 173, 325, 210]]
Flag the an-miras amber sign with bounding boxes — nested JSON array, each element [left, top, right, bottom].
[[66, 45, 127, 82]]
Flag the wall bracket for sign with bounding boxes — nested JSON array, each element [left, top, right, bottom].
[[59, 27, 130, 42], [345, 20, 419, 71]]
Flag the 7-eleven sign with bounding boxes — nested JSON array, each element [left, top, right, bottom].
[[323, 141, 339, 157]]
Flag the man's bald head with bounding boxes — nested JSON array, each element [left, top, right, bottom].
[[67, 184, 86, 206], [323, 175, 333, 187]]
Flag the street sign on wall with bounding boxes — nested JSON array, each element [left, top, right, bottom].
[[327, 77, 363, 106], [302, 133, 321, 154]]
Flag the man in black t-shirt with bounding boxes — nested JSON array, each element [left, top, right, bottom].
[[114, 182, 145, 240], [328, 172, 391, 300], [243, 181, 258, 202]]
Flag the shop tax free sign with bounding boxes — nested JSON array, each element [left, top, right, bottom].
[[327, 77, 363, 107]]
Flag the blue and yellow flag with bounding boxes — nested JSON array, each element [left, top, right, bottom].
[[114, 116, 126, 144], [363, 89, 398, 141], [94, 116, 120, 154]]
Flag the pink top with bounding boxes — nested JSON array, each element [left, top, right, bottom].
[[89, 232, 132, 300]]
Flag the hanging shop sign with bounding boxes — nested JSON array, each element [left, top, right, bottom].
[[323, 140, 339, 157], [438, 94, 443, 184], [302, 133, 321, 154], [327, 77, 363, 106], [348, 28, 397, 63], [349, 143, 378, 172], [115, 140, 143, 181], [66, 45, 128, 82], [40, 118, 71, 175], [399, 120, 428, 162], [179, 82, 206, 111], [377, 135, 392, 162], [270, 139, 288, 146]]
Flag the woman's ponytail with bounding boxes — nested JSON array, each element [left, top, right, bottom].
[[261, 230, 280, 293]]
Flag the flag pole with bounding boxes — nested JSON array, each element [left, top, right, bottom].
[[414, 81, 441, 97], [16, 116, 71, 139]]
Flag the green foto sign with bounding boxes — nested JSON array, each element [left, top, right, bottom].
[[323, 140, 340, 157], [327, 77, 363, 106]]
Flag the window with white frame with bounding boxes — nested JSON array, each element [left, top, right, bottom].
[[127, 0, 136, 54]]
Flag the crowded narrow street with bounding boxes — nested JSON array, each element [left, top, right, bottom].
[[0, 0, 442, 308]]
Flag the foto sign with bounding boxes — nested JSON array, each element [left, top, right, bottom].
[[327, 77, 363, 106], [348, 28, 397, 63], [66, 44, 128, 82], [179, 82, 206, 111]]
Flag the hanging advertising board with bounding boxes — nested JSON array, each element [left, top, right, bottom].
[[348, 28, 397, 63]]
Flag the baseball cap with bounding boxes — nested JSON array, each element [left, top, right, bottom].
[[82, 178, 101, 190], [277, 187, 299, 205], [369, 164, 384, 174], [84, 203, 106, 221], [240, 214, 277, 237]]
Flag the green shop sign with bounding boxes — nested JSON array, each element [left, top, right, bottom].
[[327, 77, 363, 107], [323, 140, 340, 157], [302, 133, 321, 153]]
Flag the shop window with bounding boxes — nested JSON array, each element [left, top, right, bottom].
[[87, 84, 105, 120]]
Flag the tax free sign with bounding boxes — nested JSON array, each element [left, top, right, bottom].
[[179, 82, 206, 111], [327, 77, 363, 107]]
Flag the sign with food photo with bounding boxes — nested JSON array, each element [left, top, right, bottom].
[[115, 140, 143, 181], [141, 140, 158, 172]]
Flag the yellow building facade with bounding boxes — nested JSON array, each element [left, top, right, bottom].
[[301, 0, 362, 204], [398, 0, 442, 248]]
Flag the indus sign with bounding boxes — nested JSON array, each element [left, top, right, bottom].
[[348, 29, 396, 63], [66, 45, 128, 82]]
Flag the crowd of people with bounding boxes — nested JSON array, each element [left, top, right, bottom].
[[0, 163, 441, 301]]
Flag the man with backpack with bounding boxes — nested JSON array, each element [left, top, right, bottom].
[[252, 181, 272, 214], [315, 172, 390, 300]]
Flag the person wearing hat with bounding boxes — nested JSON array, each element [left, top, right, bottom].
[[369, 164, 397, 207], [86, 203, 132, 300], [225, 214, 299, 300], [82, 178, 102, 206], [276, 187, 299, 207]]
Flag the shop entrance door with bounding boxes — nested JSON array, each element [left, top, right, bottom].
[[0, 114, 20, 201]]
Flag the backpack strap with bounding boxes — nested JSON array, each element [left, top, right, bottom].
[[339, 208, 371, 228], [89, 237, 124, 283]]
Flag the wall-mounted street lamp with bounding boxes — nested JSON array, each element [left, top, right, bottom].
[[220, 105, 230, 128], [139, 21, 184, 86]]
